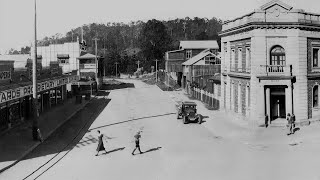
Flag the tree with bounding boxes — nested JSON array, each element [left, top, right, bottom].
[[20, 46, 31, 54], [139, 19, 172, 71]]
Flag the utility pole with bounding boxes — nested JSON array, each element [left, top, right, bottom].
[[32, 0, 39, 141], [115, 62, 119, 77], [154, 59, 159, 83], [93, 38, 99, 87], [136, 60, 140, 70]]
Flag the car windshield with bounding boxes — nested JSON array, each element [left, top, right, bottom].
[[185, 105, 195, 110]]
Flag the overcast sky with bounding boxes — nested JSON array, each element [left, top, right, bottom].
[[0, 0, 319, 53]]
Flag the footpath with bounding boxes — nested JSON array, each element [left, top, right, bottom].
[[0, 96, 92, 173], [163, 89, 320, 147]]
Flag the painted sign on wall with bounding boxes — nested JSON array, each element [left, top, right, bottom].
[[0, 75, 79, 103], [0, 71, 11, 80]]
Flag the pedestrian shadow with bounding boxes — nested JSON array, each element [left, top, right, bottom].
[[105, 147, 125, 154], [142, 147, 162, 154]]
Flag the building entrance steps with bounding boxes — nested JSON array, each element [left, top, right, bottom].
[[269, 118, 288, 127], [0, 95, 93, 173]]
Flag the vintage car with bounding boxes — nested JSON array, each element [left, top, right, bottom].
[[177, 101, 202, 124]]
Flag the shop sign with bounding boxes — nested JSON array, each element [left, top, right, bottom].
[[84, 64, 96, 69], [0, 71, 11, 80], [0, 75, 79, 103]]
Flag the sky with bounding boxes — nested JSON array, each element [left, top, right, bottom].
[[0, 0, 319, 54]]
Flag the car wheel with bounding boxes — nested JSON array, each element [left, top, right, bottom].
[[183, 116, 188, 124], [198, 115, 202, 124]]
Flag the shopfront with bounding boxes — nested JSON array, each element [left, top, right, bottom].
[[0, 75, 79, 131]]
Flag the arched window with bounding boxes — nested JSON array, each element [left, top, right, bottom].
[[270, 46, 286, 66], [313, 85, 318, 107]]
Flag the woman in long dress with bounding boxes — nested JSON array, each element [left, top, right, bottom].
[[96, 130, 107, 156]]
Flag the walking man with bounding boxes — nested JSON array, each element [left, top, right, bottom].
[[132, 131, 143, 155], [96, 130, 107, 156], [286, 113, 292, 135], [291, 114, 296, 134], [265, 114, 269, 128]]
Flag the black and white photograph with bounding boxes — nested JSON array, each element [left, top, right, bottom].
[[1, 0, 320, 179]]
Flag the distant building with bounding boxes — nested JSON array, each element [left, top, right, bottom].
[[77, 53, 103, 80], [31, 40, 81, 75], [165, 40, 219, 86], [220, 0, 320, 125], [182, 49, 221, 90]]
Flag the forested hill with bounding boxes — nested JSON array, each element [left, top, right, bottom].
[[37, 17, 223, 75]]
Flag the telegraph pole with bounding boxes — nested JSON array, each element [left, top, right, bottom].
[[93, 38, 99, 87], [115, 62, 119, 77], [32, 0, 39, 140], [136, 60, 140, 70], [154, 59, 159, 83]]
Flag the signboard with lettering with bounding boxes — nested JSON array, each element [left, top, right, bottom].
[[84, 64, 96, 69], [0, 75, 79, 104], [0, 71, 11, 80]]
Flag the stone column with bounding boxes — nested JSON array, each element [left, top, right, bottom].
[[257, 85, 265, 123], [231, 82, 234, 112], [238, 84, 242, 114], [246, 85, 249, 117], [266, 88, 271, 123], [285, 85, 293, 115]]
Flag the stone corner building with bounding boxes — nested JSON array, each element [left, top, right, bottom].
[[220, 0, 320, 125]]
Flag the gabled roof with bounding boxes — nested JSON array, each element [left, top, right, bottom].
[[166, 49, 185, 53], [260, 0, 292, 11], [182, 49, 212, 66], [77, 53, 100, 59], [180, 40, 219, 49]]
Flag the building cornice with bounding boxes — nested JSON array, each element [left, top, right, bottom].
[[227, 72, 251, 79], [219, 22, 320, 37], [307, 73, 320, 79], [256, 75, 295, 80]]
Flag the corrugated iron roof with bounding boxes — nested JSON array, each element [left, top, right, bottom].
[[166, 49, 185, 53], [180, 40, 219, 49], [182, 50, 212, 66], [77, 53, 100, 59]]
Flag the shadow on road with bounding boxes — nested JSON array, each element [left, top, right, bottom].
[[97, 91, 110, 96], [23, 97, 111, 160], [88, 112, 175, 132], [142, 147, 162, 154], [106, 147, 125, 154], [100, 83, 135, 90]]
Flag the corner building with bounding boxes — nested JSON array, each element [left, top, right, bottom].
[[220, 0, 320, 125]]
